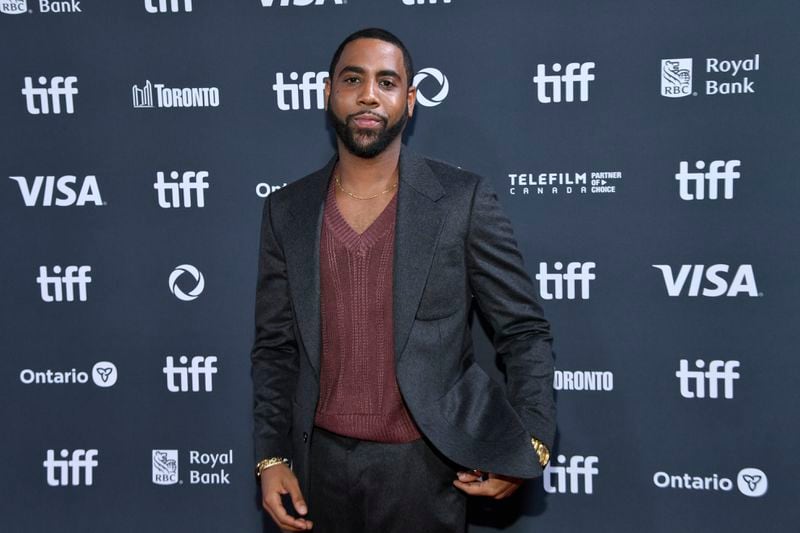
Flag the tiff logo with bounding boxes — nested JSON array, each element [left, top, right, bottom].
[[163, 356, 218, 392], [677, 359, 740, 399], [533, 62, 595, 103], [154, 171, 209, 208], [43, 449, 98, 486], [9, 175, 103, 206], [675, 160, 740, 200], [544, 455, 599, 494], [535, 262, 595, 300], [273, 71, 327, 111], [37, 266, 91, 302], [22, 76, 78, 114], [652, 264, 758, 297], [145, 0, 192, 12]]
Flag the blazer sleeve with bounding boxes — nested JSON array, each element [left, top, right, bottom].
[[465, 176, 556, 450], [251, 193, 299, 463]]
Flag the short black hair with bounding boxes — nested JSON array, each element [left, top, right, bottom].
[[328, 28, 415, 88]]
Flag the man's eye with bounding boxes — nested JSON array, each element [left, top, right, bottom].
[[344, 77, 360, 84], [380, 80, 396, 88]]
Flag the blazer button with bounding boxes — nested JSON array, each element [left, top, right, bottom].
[[303, 432, 308, 443]]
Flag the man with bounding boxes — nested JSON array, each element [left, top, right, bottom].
[[252, 28, 555, 533]]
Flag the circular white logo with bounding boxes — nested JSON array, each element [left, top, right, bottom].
[[169, 264, 205, 301], [92, 361, 118, 387], [737, 467, 768, 497], [413, 67, 449, 107]]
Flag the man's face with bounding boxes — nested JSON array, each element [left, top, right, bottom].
[[325, 38, 416, 159]]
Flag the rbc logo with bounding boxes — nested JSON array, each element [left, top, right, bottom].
[[661, 59, 693, 98], [535, 262, 595, 300], [37, 265, 92, 302], [676, 359, 740, 399], [43, 449, 98, 486], [152, 450, 179, 485], [675, 160, 740, 200], [652, 264, 758, 297], [145, 0, 192, 12], [154, 171, 209, 208], [533, 62, 595, 103], [163, 356, 218, 392], [543, 455, 599, 494], [21, 76, 78, 114], [1, 0, 27, 14], [9, 175, 103, 206]]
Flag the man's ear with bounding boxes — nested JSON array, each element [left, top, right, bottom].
[[407, 84, 417, 118], [323, 78, 331, 110]]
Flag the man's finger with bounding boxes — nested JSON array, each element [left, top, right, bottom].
[[453, 479, 492, 495], [285, 476, 309, 516], [456, 470, 483, 483], [266, 491, 313, 530]]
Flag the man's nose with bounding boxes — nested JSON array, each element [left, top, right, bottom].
[[357, 79, 379, 106]]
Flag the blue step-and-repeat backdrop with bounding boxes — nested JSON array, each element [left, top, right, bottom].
[[1, 1, 798, 532]]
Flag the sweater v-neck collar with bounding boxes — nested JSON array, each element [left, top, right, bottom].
[[324, 175, 398, 251]]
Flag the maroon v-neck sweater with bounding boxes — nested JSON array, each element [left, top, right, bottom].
[[313, 177, 422, 443]]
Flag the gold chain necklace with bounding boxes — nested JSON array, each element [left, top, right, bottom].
[[335, 173, 397, 200]]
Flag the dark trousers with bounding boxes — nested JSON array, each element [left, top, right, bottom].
[[308, 426, 467, 533]]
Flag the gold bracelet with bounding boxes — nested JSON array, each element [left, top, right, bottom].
[[531, 437, 550, 467], [256, 457, 291, 478]]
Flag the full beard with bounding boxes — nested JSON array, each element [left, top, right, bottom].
[[327, 104, 407, 159]]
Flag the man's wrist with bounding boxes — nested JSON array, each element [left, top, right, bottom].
[[530, 437, 550, 467], [255, 457, 291, 479]]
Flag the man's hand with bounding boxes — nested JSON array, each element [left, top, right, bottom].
[[260, 464, 314, 531], [453, 469, 524, 499]]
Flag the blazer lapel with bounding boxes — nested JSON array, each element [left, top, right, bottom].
[[393, 148, 446, 362], [285, 155, 336, 378]]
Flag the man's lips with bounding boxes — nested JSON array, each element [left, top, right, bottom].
[[351, 114, 385, 128]]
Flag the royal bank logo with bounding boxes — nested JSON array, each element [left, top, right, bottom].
[[145, 0, 192, 12], [22, 76, 78, 114], [273, 71, 327, 111], [544, 455, 599, 494], [2, 0, 83, 14], [259, 0, 344, 6], [554, 370, 613, 392], [154, 171, 209, 208], [654, 467, 767, 497], [43, 449, 98, 486], [37, 265, 92, 302], [152, 450, 179, 485], [19, 361, 118, 387], [675, 160, 740, 200], [9, 175, 103, 206], [660, 54, 760, 97], [653, 264, 760, 297], [132, 80, 220, 109], [535, 262, 595, 300], [413, 67, 449, 107], [151, 449, 232, 485], [169, 264, 205, 301], [661, 59, 692, 98], [1, 0, 27, 13], [533, 62, 595, 103], [508, 170, 622, 196]]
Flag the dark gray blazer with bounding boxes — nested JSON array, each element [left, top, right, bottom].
[[252, 147, 555, 495]]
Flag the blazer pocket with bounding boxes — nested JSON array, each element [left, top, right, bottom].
[[415, 244, 464, 320]]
